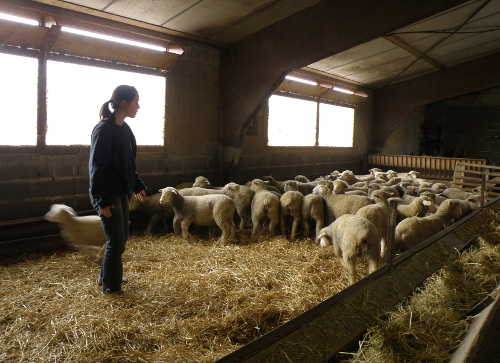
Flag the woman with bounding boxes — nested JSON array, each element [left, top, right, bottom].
[[89, 85, 147, 295]]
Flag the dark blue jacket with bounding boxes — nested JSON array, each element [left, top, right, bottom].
[[89, 120, 146, 210]]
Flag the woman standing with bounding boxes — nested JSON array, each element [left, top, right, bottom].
[[89, 85, 147, 296]]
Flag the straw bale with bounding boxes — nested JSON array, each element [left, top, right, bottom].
[[343, 220, 500, 363], [0, 232, 360, 362]]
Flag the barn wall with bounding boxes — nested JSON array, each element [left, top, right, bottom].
[[235, 93, 373, 183], [422, 85, 500, 162], [0, 40, 221, 223], [382, 106, 425, 156]]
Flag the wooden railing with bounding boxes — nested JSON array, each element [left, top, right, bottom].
[[453, 162, 500, 203], [365, 154, 486, 179]]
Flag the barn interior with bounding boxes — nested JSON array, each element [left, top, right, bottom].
[[2, 0, 500, 361]]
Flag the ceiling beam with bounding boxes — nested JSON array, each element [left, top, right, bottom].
[[383, 35, 446, 70]]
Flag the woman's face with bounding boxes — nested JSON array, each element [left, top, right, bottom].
[[122, 94, 140, 118]]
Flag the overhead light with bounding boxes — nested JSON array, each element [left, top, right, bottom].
[[61, 26, 167, 52], [0, 12, 39, 26], [333, 87, 354, 94], [285, 75, 317, 86]]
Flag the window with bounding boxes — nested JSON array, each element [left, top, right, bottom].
[[0, 53, 38, 146], [268, 94, 354, 147], [47, 61, 166, 146], [318, 103, 354, 147]]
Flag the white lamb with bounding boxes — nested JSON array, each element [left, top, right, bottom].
[[250, 179, 281, 238], [44, 204, 105, 262], [356, 189, 393, 259], [279, 184, 304, 242], [394, 199, 462, 254], [301, 194, 325, 241], [318, 214, 380, 285], [159, 187, 236, 243]]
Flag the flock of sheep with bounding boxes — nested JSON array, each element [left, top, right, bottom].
[[44, 168, 485, 285]]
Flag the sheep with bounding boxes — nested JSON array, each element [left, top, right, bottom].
[[440, 187, 477, 200], [44, 204, 105, 262], [295, 175, 310, 183], [322, 193, 374, 225], [394, 199, 462, 254], [249, 179, 280, 238], [279, 182, 304, 241], [318, 214, 380, 285], [356, 190, 393, 259], [339, 170, 374, 185], [129, 192, 174, 234], [175, 176, 212, 190], [301, 194, 325, 241], [431, 182, 448, 191], [245, 180, 281, 194], [395, 195, 434, 223], [222, 182, 254, 230], [369, 168, 383, 175], [159, 187, 236, 243], [262, 175, 287, 193], [313, 180, 333, 195], [333, 180, 349, 194], [452, 195, 482, 217]]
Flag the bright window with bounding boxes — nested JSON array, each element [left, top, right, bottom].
[[268, 95, 316, 146], [0, 53, 38, 146], [268, 94, 354, 147], [318, 103, 354, 147], [46, 61, 165, 146]]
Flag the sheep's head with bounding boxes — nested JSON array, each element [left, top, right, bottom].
[[333, 180, 348, 194], [294, 175, 310, 183], [261, 175, 275, 182], [44, 204, 75, 223], [250, 179, 266, 192], [193, 176, 210, 188], [159, 187, 177, 204], [284, 181, 299, 192]]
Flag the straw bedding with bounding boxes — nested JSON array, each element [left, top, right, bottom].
[[0, 232, 352, 362], [342, 220, 500, 363]]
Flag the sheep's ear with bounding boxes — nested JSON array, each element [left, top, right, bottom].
[[448, 200, 454, 206]]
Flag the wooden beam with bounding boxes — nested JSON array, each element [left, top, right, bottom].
[[383, 34, 446, 70]]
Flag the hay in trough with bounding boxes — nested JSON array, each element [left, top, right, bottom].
[[0, 232, 357, 362], [344, 221, 500, 363]]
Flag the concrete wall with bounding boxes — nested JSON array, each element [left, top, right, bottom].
[[383, 106, 425, 156], [0, 40, 221, 222], [422, 85, 500, 163]]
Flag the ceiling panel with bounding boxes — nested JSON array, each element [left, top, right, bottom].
[[324, 47, 416, 78], [209, 0, 322, 44], [158, 0, 282, 40], [307, 38, 398, 72], [104, 0, 201, 27]]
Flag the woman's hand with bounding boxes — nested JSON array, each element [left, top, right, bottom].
[[135, 189, 147, 201], [99, 205, 115, 218]]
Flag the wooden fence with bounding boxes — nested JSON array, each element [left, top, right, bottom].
[[365, 154, 486, 179], [452, 162, 500, 203]]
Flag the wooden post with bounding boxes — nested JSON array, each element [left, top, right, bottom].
[[385, 199, 398, 268]]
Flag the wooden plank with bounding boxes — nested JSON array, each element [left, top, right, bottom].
[[52, 31, 180, 70], [0, 20, 48, 48]]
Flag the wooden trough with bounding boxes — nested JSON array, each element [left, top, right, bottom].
[[216, 197, 500, 363]]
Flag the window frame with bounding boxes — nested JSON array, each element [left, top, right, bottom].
[[268, 91, 356, 148], [0, 10, 171, 154]]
